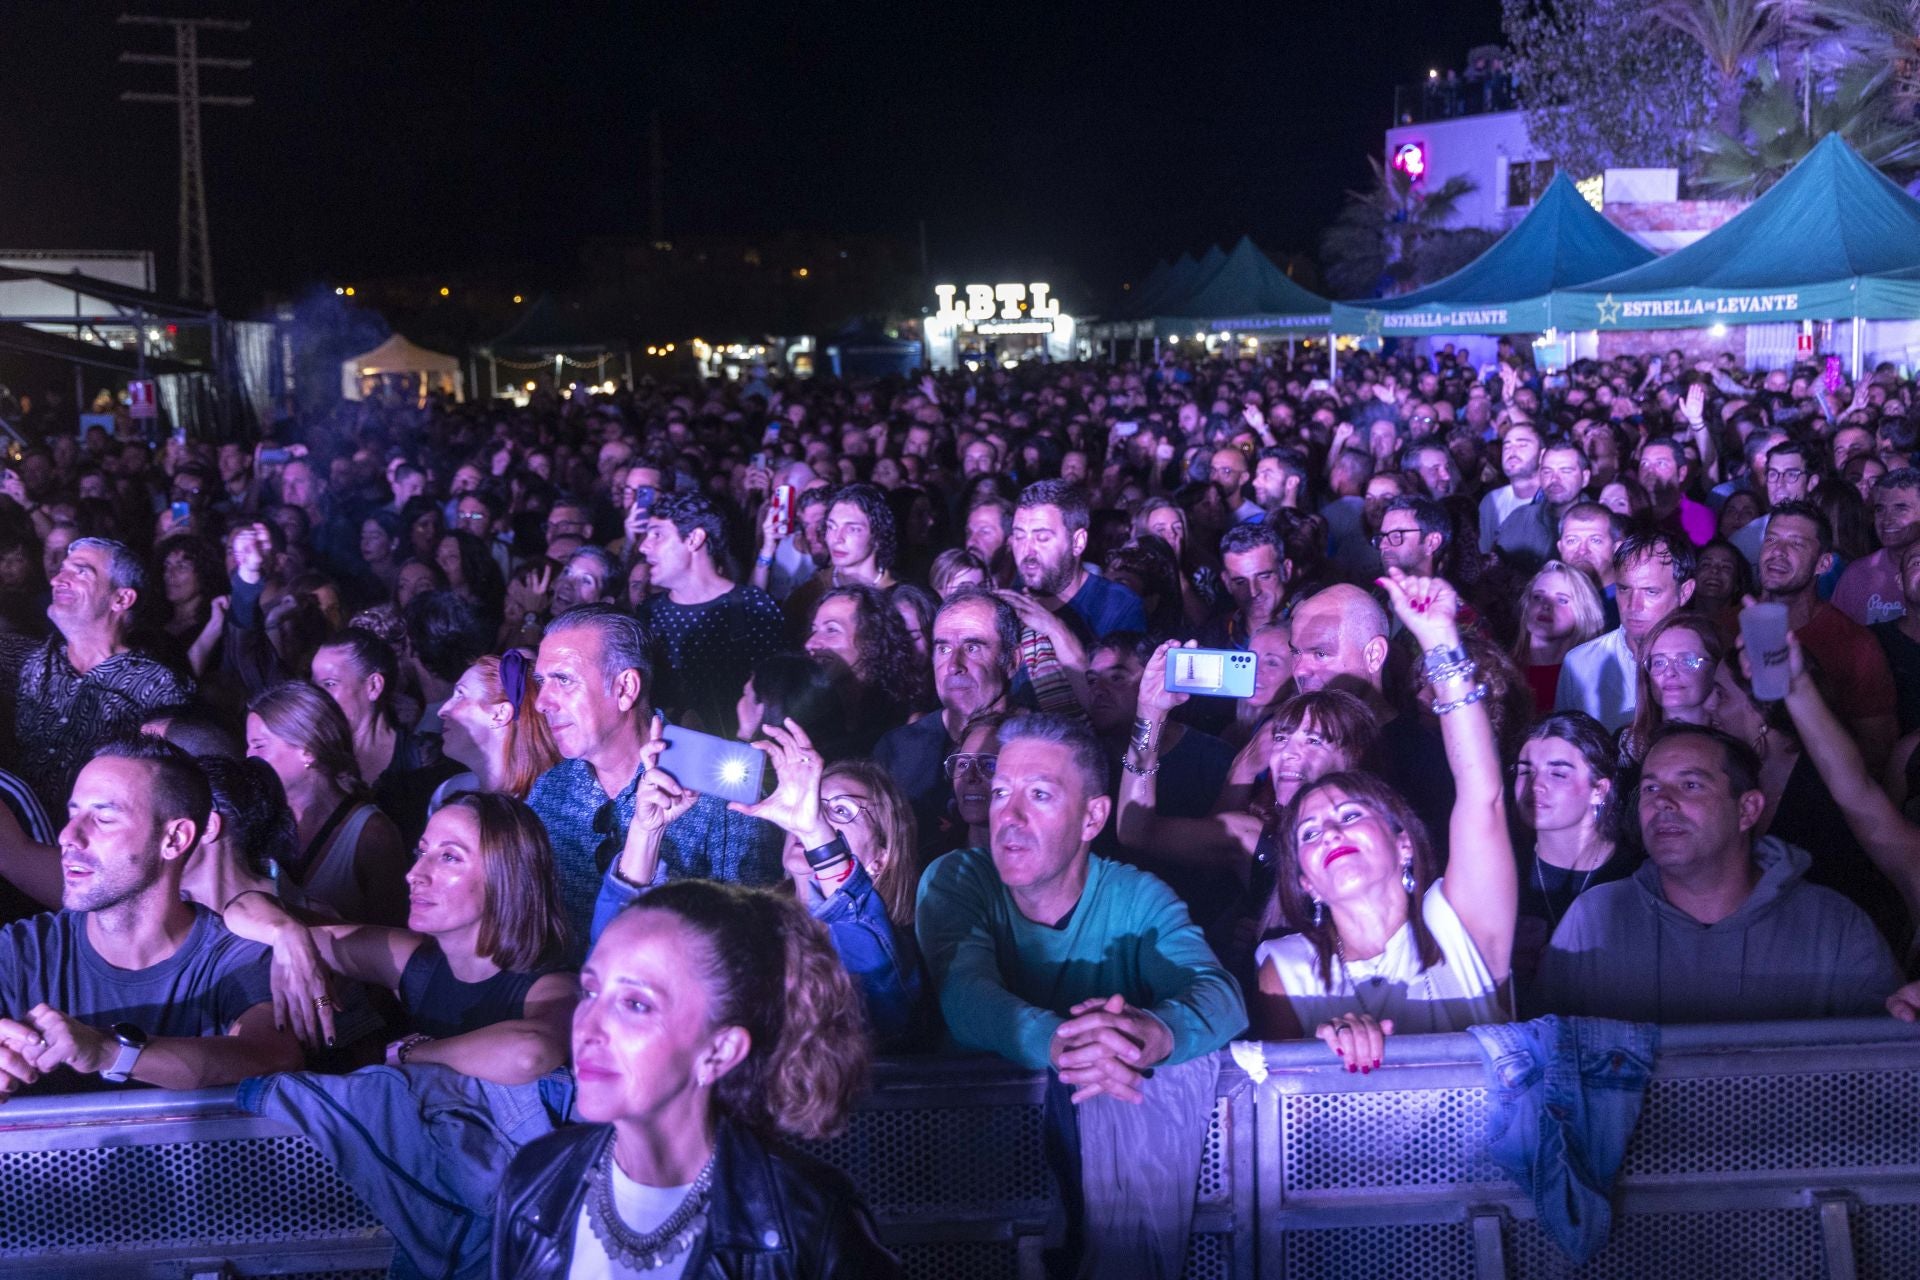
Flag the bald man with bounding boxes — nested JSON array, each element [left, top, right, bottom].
[[1287, 584, 1391, 703], [1288, 581, 1456, 854]]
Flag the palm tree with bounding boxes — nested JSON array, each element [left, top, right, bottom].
[[1802, 0, 1920, 121], [1318, 159, 1481, 298], [1695, 57, 1920, 193], [1653, 0, 1791, 135]]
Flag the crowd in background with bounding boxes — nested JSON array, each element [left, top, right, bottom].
[[0, 338, 1917, 1275]]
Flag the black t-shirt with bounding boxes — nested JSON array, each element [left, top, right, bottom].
[[1870, 620, 1920, 736], [636, 585, 785, 736], [398, 938, 562, 1040]]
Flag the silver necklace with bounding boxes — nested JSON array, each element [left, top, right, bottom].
[[584, 1141, 715, 1271], [1533, 855, 1600, 933]]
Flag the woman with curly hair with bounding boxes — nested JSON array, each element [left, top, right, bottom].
[[494, 879, 897, 1278], [154, 531, 228, 644], [435, 529, 506, 629], [784, 481, 897, 629], [803, 582, 927, 746]]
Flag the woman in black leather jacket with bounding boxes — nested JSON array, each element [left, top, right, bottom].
[[492, 879, 900, 1278]]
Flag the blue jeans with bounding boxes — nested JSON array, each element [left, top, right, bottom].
[[237, 1065, 574, 1280], [1467, 1017, 1659, 1265]]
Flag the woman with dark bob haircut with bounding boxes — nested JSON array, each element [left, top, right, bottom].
[[493, 881, 899, 1278], [1248, 572, 1517, 1067]]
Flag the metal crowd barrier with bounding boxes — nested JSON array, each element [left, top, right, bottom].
[[0, 1018, 1914, 1279]]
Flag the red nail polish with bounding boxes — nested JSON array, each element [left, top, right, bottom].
[[1334, 1046, 1344, 1055], [1361, 1066, 1371, 1075]]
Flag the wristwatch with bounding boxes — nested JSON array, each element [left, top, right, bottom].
[[101, 1023, 148, 1082]]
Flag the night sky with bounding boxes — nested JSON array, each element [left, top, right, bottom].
[[2, 1, 1504, 312]]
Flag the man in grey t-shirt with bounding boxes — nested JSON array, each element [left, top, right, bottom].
[[0, 737, 300, 1095]]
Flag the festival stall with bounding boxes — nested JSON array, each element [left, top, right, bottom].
[[1549, 135, 1920, 373], [1163, 235, 1332, 339], [1330, 173, 1654, 339], [340, 333, 464, 402]]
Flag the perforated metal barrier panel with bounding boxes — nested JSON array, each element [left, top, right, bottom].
[[0, 1020, 1911, 1279]]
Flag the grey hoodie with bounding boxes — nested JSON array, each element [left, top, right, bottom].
[[1528, 836, 1902, 1023]]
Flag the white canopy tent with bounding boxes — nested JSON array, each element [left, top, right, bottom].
[[341, 334, 464, 402]]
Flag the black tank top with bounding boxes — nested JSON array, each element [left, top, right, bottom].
[[398, 939, 556, 1039]]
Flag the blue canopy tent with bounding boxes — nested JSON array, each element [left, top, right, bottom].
[[1330, 173, 1655, 338]]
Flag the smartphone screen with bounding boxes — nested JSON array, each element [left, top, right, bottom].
[[655, 725, 770, 806], [632, 485, 656, 517]]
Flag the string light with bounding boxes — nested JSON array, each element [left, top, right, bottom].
[[512, 294, 523, 304]]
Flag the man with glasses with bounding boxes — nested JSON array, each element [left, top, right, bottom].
[[541, 498, 594, 556], [1731, 438, 1820, 568], [1208, 446, 1263, 525], [1556, 533, 1696, 732], [1758, 502, 1897, 770], [1374, 496, 1449, 579], [527, 605, 782, 952]]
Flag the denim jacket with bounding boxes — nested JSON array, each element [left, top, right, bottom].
[[1468, 1016, 1660, 1265]]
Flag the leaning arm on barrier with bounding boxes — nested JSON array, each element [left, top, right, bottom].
[[400, 972, 579, 1085], [0, 1001, 303, 1093], [915, 853, 1063, 1071]]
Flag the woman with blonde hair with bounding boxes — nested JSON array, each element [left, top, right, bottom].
[[495, 880, 896, 1277], [433, 650, 561, 806], [1511, 560, 1607, 714], [246, 680, 410, 925]]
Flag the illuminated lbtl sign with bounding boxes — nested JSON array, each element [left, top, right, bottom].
[[934, 283, 1062, 323]]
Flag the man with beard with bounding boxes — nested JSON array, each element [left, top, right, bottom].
[[1532, 724, 1898, 1021], [1207, 446, 1264, 525], [1494, 440, 1591, 574], [1478, 421, 1543, 554], [964, 497, 1015, 587], [875, 587, 1024, 856], [1637, 436, 1715, 547], [1010, 481, 1145, 640], [0, 736, 299, 1096], [1556, 532, 1696, 731], [1758, 501, 1896, 770], [1251, 447, 1308, 515]]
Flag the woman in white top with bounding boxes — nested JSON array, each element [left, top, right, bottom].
[[1250, 570, 1517, 1070]]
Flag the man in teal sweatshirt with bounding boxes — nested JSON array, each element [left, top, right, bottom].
[[915, 711, 1246, 1103]]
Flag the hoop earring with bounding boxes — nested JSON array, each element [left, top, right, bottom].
[[1401, 860, 1417, 895]]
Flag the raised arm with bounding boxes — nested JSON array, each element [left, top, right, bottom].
[[1115, 641, 1263, 873], [1379, 570, 1516, 981], [1777, 632, 1920, 922]]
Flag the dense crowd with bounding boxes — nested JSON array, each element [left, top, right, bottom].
[[0, 339, 1917, 1276]]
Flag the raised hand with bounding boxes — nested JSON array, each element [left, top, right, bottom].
[[1137, 639, 1194, 718], [1376, 568, 1461, 651], [729, 719, 833, 848]]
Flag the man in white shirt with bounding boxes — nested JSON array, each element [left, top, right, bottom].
[[1555, 532, 1696, 731], [1477, 420, 1542, 554]]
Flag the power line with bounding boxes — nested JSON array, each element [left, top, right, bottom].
[[118, 14, 252, 305]]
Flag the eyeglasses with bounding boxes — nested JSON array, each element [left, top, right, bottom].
[[822, 794, 872, 825], [590, 800, 622, 874], [943, 752, 997, 780], [1646, 652, 1712, 676], [1765, 467, 1806, 484], [456, 510, 490, 524], [1372, 529, 1420, 548]]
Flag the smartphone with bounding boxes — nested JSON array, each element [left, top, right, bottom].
[[631, 485, 656, 517], [257, 447, 291, 466], [1113, 420, 1140, 438], [770, 484, 796, 538], [1164, 647, 1259, 699], [762, 424, 782, 446], [655, 724, 771, 807], [170, 428, 187, 446], [171, 500, 191, 524], [749, 451, 768, 471], [1307, 378, 1331, 393]]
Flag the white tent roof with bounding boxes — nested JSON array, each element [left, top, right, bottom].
[[342, 334, 463, 400]]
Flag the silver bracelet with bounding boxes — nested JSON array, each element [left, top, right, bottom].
[[1433, 684, 1490, 714]]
